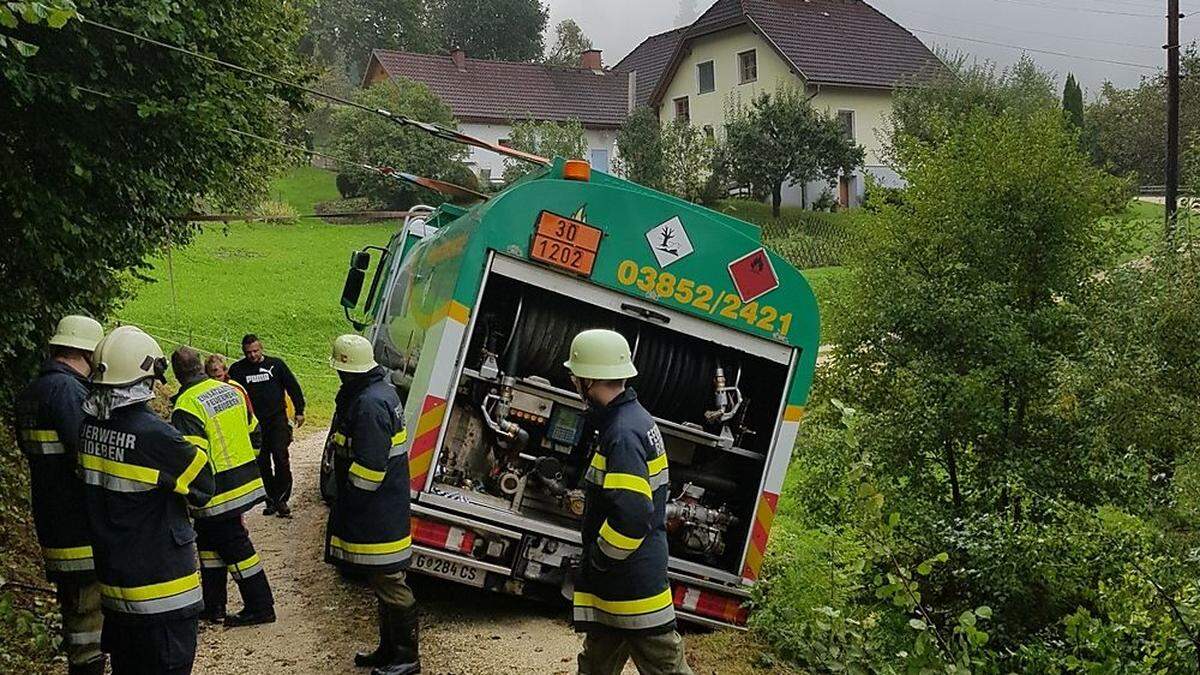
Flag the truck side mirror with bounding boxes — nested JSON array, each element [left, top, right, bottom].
[[340, 251, 370, 309]]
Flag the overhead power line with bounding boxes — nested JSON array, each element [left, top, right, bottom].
[[911, 27, 1160, 70], [979, 0, 1163, 19], [77, 17, 549, 167], [870, 0, 1164, 50]]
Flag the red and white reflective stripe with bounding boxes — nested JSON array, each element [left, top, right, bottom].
[[411, 516, 476, 555], [672, 584, 749, 625]]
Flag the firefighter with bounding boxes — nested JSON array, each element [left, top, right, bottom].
[[324, 334, 420, 675], [13, 315, 106, 674], [79, 327, 215, 675], [170, 346, 276, 627], [229, 334, 306, 518], [564, 329, 692, 675]]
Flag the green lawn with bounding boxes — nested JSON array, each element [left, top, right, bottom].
[[116, 168, 393, 424], [1112, 199, 1165, 263]]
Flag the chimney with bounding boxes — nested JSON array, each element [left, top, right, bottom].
[[581, 49, 602, 71], [450, 47, 466, 71]]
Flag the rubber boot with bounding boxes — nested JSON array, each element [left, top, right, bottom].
[[355, 600, 392, 667], [371, 604, 420, 675], [226, 568, 276, 628], [68, 655, 106, 675]]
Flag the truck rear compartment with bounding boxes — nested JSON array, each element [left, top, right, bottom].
[[411, 255, 796, 626]]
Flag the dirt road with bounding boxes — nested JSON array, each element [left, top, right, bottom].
[[194, 430, 601, 674]]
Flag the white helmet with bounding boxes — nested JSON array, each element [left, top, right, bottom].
[[49, 315, 104, 352], [91, 326, 167, 386], [330, 334, 378, 373]]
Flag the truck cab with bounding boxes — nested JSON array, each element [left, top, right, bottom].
[[334, 158, 819, 629]]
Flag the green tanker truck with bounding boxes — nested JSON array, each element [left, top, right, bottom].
[[334, 157, 820, 629]]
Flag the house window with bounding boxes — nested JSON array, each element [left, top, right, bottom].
[[674, 96, 690, 124], [479, 167, 491, 183], [590, 148, 610, 173], [698, 60, 715, 94], [837, 110, 855, 142], [738, 50, 757, 84]]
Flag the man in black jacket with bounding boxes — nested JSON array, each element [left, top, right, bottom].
[[13, 315, 106, 675], [229, 334, 305, 518], [564, 329, 691, 675]]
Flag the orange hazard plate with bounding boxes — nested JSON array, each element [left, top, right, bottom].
[[530, 211, 602, 276]]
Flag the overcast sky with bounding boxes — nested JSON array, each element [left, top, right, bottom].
[[546, 0, 1200, 96]]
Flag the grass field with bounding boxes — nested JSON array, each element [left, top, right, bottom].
[[116, 167, 393, 424]]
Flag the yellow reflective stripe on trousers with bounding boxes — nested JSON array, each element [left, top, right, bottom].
[[79, 453, 159, 491], [199, 550, 225, 569], [173, 449, 209, 495], [43, 545, 95, 572], [193, 477, 265, 519], [100, 572, 202, 615], [348, 462, 385, 491], [597, 520, 643, 561], [227, 553, 263, 580], [572, 588, 676, 630], [328, 535, 412, 567], [183, 434, 210, 451], [602, 473, 652, 499]]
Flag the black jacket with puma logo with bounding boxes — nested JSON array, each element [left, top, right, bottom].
[[228, 355, 305, 422]]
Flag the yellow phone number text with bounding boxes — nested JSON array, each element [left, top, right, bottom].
[[615, 259, 793, 337]]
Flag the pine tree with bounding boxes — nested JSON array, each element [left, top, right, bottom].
[[1063, 73, 1085, 130]]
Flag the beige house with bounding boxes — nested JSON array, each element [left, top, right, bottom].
[[615, 0, 940, 207]]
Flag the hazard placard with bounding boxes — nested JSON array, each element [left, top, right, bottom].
[[727, 248, 779, 303]]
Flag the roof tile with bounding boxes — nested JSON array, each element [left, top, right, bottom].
[[371, 50, 631, 128]]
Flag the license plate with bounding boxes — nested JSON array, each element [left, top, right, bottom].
[[412, 552, 486, 588]]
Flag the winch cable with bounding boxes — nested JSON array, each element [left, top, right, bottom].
[[77, 17, 551, 167], [25, 71, 488, 204], [226, 129, 490, 202]]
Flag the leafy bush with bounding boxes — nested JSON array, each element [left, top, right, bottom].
[[329, 80, 467, 209], [615, 106, 664, 190], [502, 118, 587, 183]]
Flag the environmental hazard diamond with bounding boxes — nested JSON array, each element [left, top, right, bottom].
[[645, 216, 694, 268]]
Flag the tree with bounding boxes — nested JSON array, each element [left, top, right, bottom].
[[724, 87, 864, 217], [502, 118, 587, 182], [1088, 45, 1200, 186], [675, 0, 698, 26], [330, 80, 468, 207], [301, 0, 433, 82], [660, 121, 716, 203], [804, 107, 1128, 647], [888, 53, 1058, 165], [428, 0, 548, 61], [1, 0, 307, 410], [543, 19, 592, 67], [615, 106, 664, 189], [1062, 72, 1084, 130]]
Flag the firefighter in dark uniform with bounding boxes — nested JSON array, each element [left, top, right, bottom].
[[78, 327, 215, 675], [169, 346, 276, 627], [565, 329, 692, 675], [324, 334, 420, 675], [13, 315, 106, 674]]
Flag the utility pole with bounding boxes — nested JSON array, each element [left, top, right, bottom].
[[1166, 0, 1181, 240]]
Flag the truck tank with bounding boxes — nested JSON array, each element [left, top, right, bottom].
[[335, 158, 819, 629]]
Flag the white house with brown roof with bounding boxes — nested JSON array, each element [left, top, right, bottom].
[[615, 0, 941, 207], [364, 48, 630, 184]]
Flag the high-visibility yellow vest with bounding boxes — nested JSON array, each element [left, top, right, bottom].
[[174, 378, 263, 518]]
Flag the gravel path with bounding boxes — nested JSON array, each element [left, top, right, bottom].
[[193, 429, 598, 674]]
